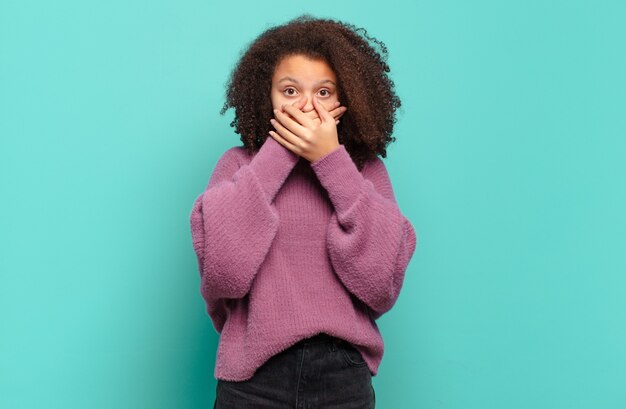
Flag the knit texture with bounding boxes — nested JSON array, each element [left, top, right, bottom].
[[189, 136, 418, 381]]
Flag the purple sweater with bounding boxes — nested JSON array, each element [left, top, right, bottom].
[[189, 136, 417, 381]]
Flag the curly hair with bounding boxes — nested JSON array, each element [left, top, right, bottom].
[[219, 14, 402, 171]]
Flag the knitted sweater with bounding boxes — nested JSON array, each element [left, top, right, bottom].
[[189, 136, 417, 381]]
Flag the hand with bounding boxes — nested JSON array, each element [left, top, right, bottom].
[[269, 96, 343, 162], [293, 96, 348, 125]]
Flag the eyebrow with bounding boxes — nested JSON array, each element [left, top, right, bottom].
[[278, 76, 336, 86]]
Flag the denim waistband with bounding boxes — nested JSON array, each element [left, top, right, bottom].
[[299, 332, 343, 346]]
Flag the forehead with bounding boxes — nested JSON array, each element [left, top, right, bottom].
[[272, 54, 336, 81]]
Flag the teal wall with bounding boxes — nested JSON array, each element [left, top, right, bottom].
[[1, 1, 625, 408]]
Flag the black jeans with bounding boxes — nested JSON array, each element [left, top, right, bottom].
[[214, 333, 376, 408]]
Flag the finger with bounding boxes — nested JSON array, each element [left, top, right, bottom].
[[303, 108, 321, 120], [270, 114, 302, 147], [302, 99, 346, 122], [290, 96, 306, 112], [304, 104, 345, 123], [277, 97, 306, 122], [328, 105, 347, 119], [280, 97, 306, 122], [275, 106, 309, 135], [302, 111, 325, 127], [282, 103, 314, 128], [312, 96, 333, 123], [269, 130, 299, 154], [301, 98, 339, 118], [304, 111, 323, 126]]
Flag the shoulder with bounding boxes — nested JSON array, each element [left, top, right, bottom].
[[213, 144, 259, 170], [361, 155, 398, 203], [361, 155, 389, 177], [219, 145, 249, 165], [203, 145, 251, 189]]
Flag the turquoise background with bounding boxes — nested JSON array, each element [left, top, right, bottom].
[[1, 0, 625, 408]]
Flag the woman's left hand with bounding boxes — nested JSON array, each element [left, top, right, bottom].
[[269, 96, 341, 163]]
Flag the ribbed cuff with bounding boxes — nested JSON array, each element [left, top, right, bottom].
[[310, 144, 364, 215], [248, 136, 300, 202]]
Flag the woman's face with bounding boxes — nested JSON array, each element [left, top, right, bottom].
[[270, 54, 339, 114]]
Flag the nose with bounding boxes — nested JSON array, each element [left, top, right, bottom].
[[302, 95, 314, 112]]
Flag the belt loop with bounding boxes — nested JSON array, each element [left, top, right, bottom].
[[330, 336, 340, 352]]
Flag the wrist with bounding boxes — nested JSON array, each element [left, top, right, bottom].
[[312, 144, 341, 164]]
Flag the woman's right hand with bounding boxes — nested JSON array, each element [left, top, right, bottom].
[[284, 96, 347, 126]]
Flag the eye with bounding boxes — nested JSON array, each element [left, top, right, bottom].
[[318, 89, 332, 97], [283, 87, 297, 96]]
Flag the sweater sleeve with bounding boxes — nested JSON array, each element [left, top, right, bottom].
[[310, 145, 418, 320], [189, 137, 299, 330]]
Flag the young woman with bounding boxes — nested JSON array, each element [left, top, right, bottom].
[[190, 14, 417, 409]]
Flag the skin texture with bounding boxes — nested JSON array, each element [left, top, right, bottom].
[[219, 14, 402, 171], [269, 54, 347, 163]]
